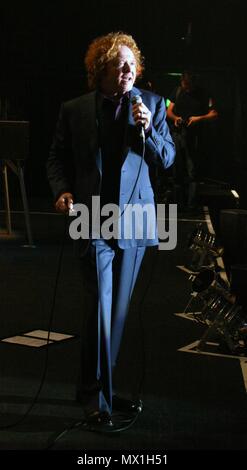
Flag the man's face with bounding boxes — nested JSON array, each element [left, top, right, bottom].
[[101, 45, 137, 96], [181, 75, 193, 92]]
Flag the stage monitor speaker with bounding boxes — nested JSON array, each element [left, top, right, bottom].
[[198, 184, 238, 209], [220, 209, 247, 265], [0, 120, 29, 160], [198, 184, 239, 234]]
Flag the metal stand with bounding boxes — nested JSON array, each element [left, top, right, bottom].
[[1, 158, 34, 247], [197, 310, 238, 353]]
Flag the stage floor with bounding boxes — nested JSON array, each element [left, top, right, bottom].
[[0, 206, 246, 452]]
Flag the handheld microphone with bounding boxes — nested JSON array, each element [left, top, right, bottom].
[[131, 95, 145, 141]]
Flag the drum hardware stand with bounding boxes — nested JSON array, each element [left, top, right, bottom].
[[1, 158, 35, 247], [0, 119, 35, 247]]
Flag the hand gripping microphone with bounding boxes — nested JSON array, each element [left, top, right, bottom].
[[131, 95, 145, 141]]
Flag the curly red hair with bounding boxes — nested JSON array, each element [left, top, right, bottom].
[[84, 32, 144, 90]]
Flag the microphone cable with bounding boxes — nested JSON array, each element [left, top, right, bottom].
[[0, 214, 69, 430], [44, 132, 146, 448]]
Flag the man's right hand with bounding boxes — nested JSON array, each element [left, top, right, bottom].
[[55, 192, 74, 213]]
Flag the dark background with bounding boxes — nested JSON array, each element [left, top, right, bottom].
[[0, 0, 246, 206], [1, 1, 247, 452]]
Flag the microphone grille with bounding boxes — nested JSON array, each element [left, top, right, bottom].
[[131, 95, 142, 104]]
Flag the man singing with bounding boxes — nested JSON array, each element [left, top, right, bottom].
[[47, 32, 175, 432]]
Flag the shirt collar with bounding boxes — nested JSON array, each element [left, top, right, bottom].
[[98, 91, 130, 105]]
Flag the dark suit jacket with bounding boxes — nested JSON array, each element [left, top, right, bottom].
[[47, 86, 175, 248]]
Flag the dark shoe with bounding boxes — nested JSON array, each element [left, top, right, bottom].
[[83, 409, 136, 433], [112, 395, 143, 413], [83, 410, 114, 433]]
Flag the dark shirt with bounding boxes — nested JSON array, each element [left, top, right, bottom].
[[169, 86, 212, 121], [97, 92, 129, 207]]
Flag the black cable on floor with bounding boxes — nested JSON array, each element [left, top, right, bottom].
[[0, 215, 69, 430], [46, 411, 140, 449]]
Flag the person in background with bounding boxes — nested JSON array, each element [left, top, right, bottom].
[[167, 70, 218, 212], [47, 32, 175, 433]]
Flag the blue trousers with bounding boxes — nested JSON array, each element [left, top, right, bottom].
[[79, 239, 145, 414]]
